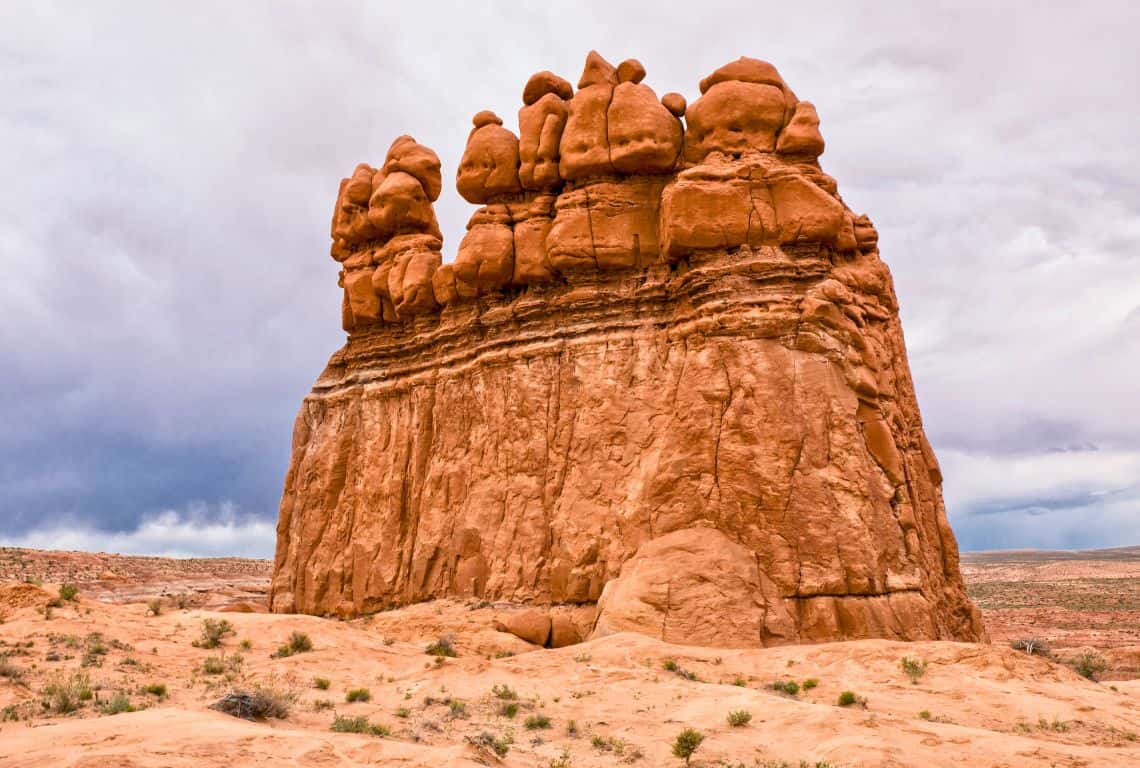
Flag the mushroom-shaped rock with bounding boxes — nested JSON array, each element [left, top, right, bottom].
[[344, 163, 377, 205], [454, 204, 514, 295], [684, 57, 798, 164], [456, 111, 522, 204], [519, 72, 572, 190], [608, 78, 682, 175], [616, 58, 646, 84], [383, 135, 443, 202], [661, 92, 687, 117], [367, 171, 441, 240], [560, 51, 618, 180], [776, 101, 825, 158]]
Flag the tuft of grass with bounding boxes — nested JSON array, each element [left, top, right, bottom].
[[42, 671, 93, 713], [449, 699, 469, 719], [193, 619, 235, 649], [395, 706, 410, 718], [143, 683, 168, 699], [2, 704, 18, 722], [919, 709, 932, 720], [274, 631, 314, 658], [524, 712, 552, 730], [662, 658, 699, 681], [1071, 651, 1107, 681], [425, 635, 457, 658], [99, 693, 136, 715], [566, 718, 579, 736], [837, 690, 863, 707], [671, 727, 704, 766], [330, 714, 388, 736], [802, 678, 819, 690], [472, 730, 513, 758], [202, 656, 226, 675], [491, 683, 518, 700], [770, 679, 800, 696], [146, 598, 163, 616], [727, 709, 752, 727], [59, 583, 80, 603], [900, 656, 928, 684], [313, 677, 331, 690], [499, 701, 519, 718], [0, 654, 23, 682], [345, 687, 371, 703]]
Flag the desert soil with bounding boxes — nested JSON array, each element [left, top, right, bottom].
[[1, 546, 1137, 767]]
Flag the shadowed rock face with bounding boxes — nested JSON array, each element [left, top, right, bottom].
[[272, 51, 987, 647]]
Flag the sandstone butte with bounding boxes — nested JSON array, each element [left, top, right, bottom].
[[269, 51, 987, 650]]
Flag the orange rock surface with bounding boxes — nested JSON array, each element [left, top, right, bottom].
[[271, 52, 986, 647]]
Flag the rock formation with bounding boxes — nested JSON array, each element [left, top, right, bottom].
[[271, 52, 987, 648]]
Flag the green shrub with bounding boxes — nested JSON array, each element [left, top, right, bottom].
[[395, 706, 410, 718], [345, 687, 371, 703], [99, 693, 135, 715], [802, 678, 819, 690], [193, 619, 235, 649], [449, 699, 469, 718], [491, 683, 518, 700], [1072, 651, 1107, 681], [275, 631, 314, 658], [474, 730, 513, 758], [671, 728, 704, 765], [499, 701, 519, 718], [330, 714, 388, 736], [143, 683, 168, 699], [900, 656, 927, 684], [727, 709, 752, 727], [425, 635, 457, 658], [770, 679, 799, 696], [525, 712, 552, 730], [59, 583, 80, 603], [43, 671, 93, 713], [837, 690, 858, 707], [313, 677, 331, 690]]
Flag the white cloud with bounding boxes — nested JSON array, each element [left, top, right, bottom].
[[0, 503, 275, 559]]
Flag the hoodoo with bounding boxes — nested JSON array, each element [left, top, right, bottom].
[[270, 52, 986, 647]]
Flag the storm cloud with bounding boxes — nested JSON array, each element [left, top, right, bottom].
[[1, 1, 1138, 556]]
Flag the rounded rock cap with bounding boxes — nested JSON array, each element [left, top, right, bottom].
[[522, 71, 573, 106], [698, 56, 786, 94]]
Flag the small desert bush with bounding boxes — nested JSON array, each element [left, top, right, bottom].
[[837, 690, 864, 707], [1072, 651, 1107, 681], [449, 699, 469, 718], [771, 679, 800, 696], [900, 656, 927, 684], [727, 709, 752, 727], [671, 727, 704, 765], [662, 658, 698, 681], [345, 687, 371, 703], [98, 693, 135, 715], [330, 714, 389, 736], [2, 704, 18, 722], [425, 635, 457, 658], [58, 583, 80, 603], [313, 676, 331, 690], [802, 678, 819, 690], [0, 654, 23, 682], [1010, 637, 1052, 657], [43, 671, 93, 713], [395, 706, 410, 718], [143, 683, 168, 699], [202, 656, 226, 675], [473, 730, 513, 758], [274, 631, 314, 658], [171, 593, 199, 610], [146, 598, 163, 616], [499, 701, 519, 718], [525, 712, 552, 730], [592, 735, 627, 754], [491, 683, 518, 700], [193, 619, 235, 649], [212, 685, 296, 720]]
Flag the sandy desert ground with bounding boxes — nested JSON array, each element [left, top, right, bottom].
[[1, 546, 1138, 767]]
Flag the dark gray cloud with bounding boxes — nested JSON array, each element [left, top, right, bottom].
[[1, 1, 1138, 556]]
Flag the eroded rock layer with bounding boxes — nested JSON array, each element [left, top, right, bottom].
[[271, 52, 986, 646]]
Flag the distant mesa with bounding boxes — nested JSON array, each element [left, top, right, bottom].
[[271, 51, 987, 648]]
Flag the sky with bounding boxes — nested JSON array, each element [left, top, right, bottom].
[[1, 1, 1138, 558]]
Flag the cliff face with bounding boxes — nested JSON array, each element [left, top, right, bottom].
[[269, 52, 986, 646]]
